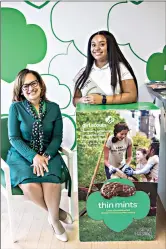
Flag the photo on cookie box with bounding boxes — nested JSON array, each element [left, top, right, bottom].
[[76, 108, 160, 241]]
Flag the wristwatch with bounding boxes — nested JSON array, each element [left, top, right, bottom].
[[43, 152, 51, 160], [102, 95, 107, 104]]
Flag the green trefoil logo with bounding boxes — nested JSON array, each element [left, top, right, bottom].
[[86, 179, 150, 232]]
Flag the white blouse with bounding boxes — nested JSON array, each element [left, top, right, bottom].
[[73, 63, 133, 97]]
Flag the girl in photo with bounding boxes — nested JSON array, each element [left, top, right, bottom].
[[135, 148, 148, 182], [104, 122, 133, 179], [125, 138, 159, 182]]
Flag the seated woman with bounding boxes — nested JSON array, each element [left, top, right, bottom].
[[73, 30, 138, 106], [6, 69, 72, 242]]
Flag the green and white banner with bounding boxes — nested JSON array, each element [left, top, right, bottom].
[[76, 103, 160, 241]]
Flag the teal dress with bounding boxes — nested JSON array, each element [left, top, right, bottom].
[[6, 100, 71, 196]]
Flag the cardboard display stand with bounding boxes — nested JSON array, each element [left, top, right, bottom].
[[76, 103, 160, 242]]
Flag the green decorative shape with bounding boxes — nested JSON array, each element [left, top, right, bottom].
[[107, 1, 147, 63], [41, 74, 71, 110], [51, 1, 145, 63], [48, 42, 72, 74], [24, 1, 50, 9], [62, 113, 76, 151], [1, 8, 47, 83], [130, 1, 143, 5], [146, 46, 166, 81], [50, 1, 88, 58], [87, 179, 150, 232]]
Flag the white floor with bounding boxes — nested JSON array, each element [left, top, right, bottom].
[[1, 194, 166, 249]]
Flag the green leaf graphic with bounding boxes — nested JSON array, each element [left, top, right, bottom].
[[146, 46, 166, 81], [41, 74, 71, 110], [24, 1, 50, 9], [62, 114, 76, 150], [130, 1, 143, 5], [107, 1, 147, 63], [1, 8, 47, 83], [87, 179, 150, 232]]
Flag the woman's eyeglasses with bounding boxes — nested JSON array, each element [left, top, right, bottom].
[[22, 80, 39, 92]]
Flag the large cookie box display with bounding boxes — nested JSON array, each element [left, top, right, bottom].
[[76, 102, 160, 241]]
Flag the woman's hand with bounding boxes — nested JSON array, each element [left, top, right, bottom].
[[86, 94, 102, 104], [108, 165, 117, 174], [77, 96, 89, 104], [33, 154, 49, 176], [124, 167, 134, 176]]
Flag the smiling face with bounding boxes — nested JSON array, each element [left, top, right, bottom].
[[136, 151, 145, 163], [91, 34, 108, 63], [21, 73, 42, 102], [116, 130, 128, 141]]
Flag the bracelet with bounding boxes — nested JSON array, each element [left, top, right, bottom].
[[102, 95, 107, 104], [43, 153, 51, 160]]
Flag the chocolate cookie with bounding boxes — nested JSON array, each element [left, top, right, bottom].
[[101, 182, 136, 199]]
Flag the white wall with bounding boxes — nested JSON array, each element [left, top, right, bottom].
[[1, 1, 166, 195]]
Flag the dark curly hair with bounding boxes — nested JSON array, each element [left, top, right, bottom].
[[112, 122, 129, 143]]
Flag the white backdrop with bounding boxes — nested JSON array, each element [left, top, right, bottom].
[[1, 1, 165, 191]]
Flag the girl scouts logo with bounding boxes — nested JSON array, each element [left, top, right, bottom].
[[86, 179, 150, 232], [105, 116, 115, 124]]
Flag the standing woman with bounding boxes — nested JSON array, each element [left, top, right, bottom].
[[104, 122, 133, 179], [73, 30, 138, 106], [6, 69, 72, 242]]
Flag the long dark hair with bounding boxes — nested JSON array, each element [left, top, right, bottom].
[[12, 69, 47, 102], [112, 122, 129, 143], [150, 137, 160, 156], [74, 30, 138, 97]]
